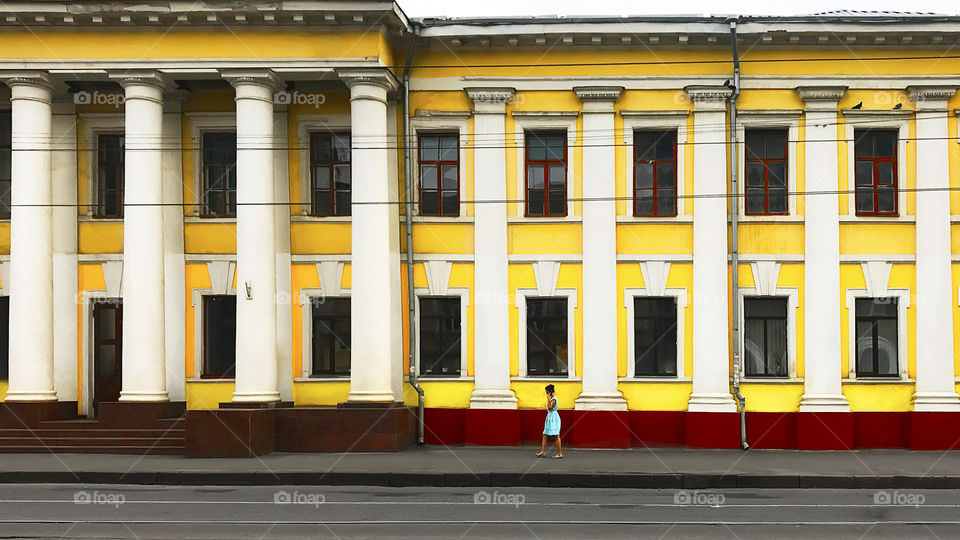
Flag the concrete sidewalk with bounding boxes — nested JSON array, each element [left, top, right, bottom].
[[1, 446, 960, 489]]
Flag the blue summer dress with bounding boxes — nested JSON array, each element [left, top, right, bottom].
[[543, 397, 560, 436]]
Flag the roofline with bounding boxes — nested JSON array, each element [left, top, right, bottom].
[[414, 13, 960, 28]]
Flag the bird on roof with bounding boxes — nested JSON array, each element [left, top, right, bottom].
[[893, 103, 902, 109], [851, 102, 863, 109]]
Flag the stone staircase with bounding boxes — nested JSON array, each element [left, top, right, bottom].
[[0, 402, 186, 455]]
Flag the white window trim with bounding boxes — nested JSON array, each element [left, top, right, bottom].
[[190, 286, 238, 380], [186, 112, 236, 220], [512, 112, 579, 220], [845, 287, 910, 380], [737, 288, 800, 379], [297, 286, 352, 379], [295, 114, 351, 220], [515, 288, 578, 379], [736, 112, 801, 222], [620, 110, 689, 221], [842, 112, 909, 221], [80, 113, 124, 220], [413, 287, 470, 379], [410, 112, 470, 222], [624, 287, 687, 379]]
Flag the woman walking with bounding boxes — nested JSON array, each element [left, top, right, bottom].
[[536, 384, 563, 459]]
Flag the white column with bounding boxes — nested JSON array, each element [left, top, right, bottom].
[[685, 86, 737, 412], [222, 70, 281, 403], [273, 106, 293, 402], [162, 92, 186, 403], [797, 86, 850, 411], [574, 86, 627, 411], [909, 85, 960, 411], [466, 88, 517, 409], [114, 72, 169, 401], [52, 100, 78, 404], [3, 73, 56, 401], [339, 69, 401, 403]]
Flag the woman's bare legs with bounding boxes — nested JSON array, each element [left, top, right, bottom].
[[536, 435, 547, 456], [553, 437, 563, 458]]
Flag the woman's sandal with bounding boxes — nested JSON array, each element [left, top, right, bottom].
[[535, 451, 546, 457], [552, 454, 563, 459]]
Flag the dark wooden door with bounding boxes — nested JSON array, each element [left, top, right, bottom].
[[93, 301, 122, 416]]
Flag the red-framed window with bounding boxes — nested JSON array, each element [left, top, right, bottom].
[[418, 133, 459, 216], [201, 132, 237, 218], [854, 129, 898, 216], [525, 131, 567, 217], [633, 130, 677, 216], [96, 133, 124, 218], [310, 132, 351, 217], [745, 129, 788, 215]]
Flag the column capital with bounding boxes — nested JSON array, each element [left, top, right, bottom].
[[219, 69, 282, 91], [335, 68, 399, 92], [684, 85, 732, 111], [796, 86, 847, 111], [2, 71, 52, 101], [575, 86, 623, 113], [108, 70, 169, 91], [466, 87, 515, 114], [908, 85, 958, 111]]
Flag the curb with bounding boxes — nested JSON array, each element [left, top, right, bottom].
[[3, 471, 960, 489]]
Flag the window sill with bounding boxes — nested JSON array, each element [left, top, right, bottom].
[[839, 215, 915, 224], [406, 375, 475, 382], [842, 377, 914, 384], [616, 216, 693, 224], [290, 216, 352, 224], [738, 377, 804, 384], [508, 216, 582, 224], [294, 376, 350, 382], [79, 217, 124, 223], [185, 216, 237, 224], [511, 376, 581, 382], [619, 377, 692, 383], [734, 215, 804, 224], [186, 378, 235, 383], [412, 216, 475, 224]]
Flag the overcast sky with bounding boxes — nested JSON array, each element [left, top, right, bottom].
[[398, 0, 960, 18]]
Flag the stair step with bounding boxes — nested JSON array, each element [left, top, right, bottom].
[[0, 437, 183, 447], [0, 429, 185, 438], [0, 445, 183, 455]]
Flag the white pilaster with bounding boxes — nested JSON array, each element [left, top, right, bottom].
[[685, 86, 737, 412], [273, 106, 293, 402], [52, 100, 78, 404], [466, 88, 517, 409], [162, 92, 186, 403], [908, 85, 960, 411], [574, 87, 627, 411], [339, 69, 401, 403], [113, 71, 169, 402], [797, 86, 850, 411], [222, 70, 282, 403], [3, 73, 57, 401]]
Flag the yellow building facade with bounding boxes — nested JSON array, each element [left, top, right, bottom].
[[0, 2, 959, 452]]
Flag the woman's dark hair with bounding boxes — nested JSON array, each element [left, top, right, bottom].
[[545, 384, 555, 394]]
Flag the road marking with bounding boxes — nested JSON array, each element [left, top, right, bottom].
[[1, 519, 960, 526]]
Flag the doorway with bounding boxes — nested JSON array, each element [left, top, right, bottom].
[[92, 300, 122, 416]]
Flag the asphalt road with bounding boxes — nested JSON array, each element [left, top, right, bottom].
[[0, 484, 958, 539]]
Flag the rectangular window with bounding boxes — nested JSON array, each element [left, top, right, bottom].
[[744, 298, 788, 377], [855, 297, 899, 377], [418, 133, 459, 216], [0, 296, 7, 379], [633, 130, 677, 216], [634, 297, 677, 376], [0, 111, 10, 219], [203, 295, 236, 378], [854, 129, 898, 216], [201, 132, 237, 217], [525, 131, 567, 217], [96, 134, 124, 218], [419, 297, 461, 376], [526, 298, 568, 376], [310, 132, 351, 217], [311, 297, 350, 376], [744, 129, 788, 215]]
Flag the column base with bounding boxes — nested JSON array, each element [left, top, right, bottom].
[[468, 389, 517, 409], [231, 391, 281, 403], [799, 393, 850, 412], [574, 392, 628, 411], [119, 391, 170, 402], [3, 390, 58, 402], [687, 392, 738, 412], [912, 391, 960, 412], [346, 390, 397, 403]]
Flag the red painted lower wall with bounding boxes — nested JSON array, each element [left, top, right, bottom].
[[423, 408, 960, 450]]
